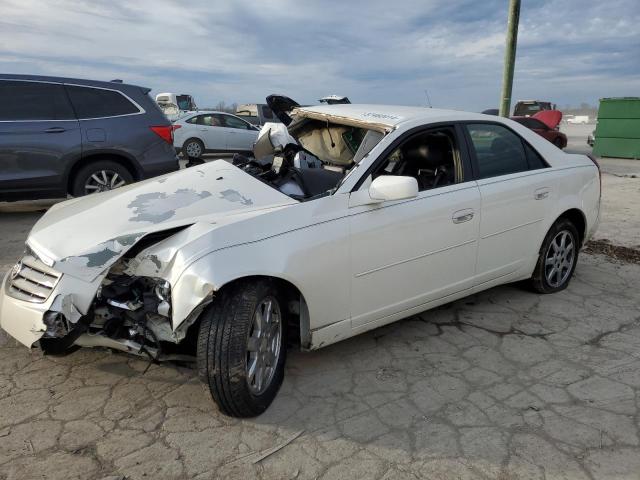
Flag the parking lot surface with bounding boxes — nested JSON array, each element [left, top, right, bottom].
[[1, 135, 640, 479], [1, 248, 639, 479]]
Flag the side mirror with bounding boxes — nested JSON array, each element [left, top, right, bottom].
[[369, 175, 418, 202]]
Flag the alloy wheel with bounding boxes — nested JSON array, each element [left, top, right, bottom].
[[185, 141, 202, 157], [84, 170, 127, 194], [544, 230, 575, 288], [246, 296, 282, 395]]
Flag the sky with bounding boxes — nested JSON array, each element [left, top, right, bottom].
[[1, 0, 638, 111]]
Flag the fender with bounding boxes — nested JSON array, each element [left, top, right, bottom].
[[169, 205, 353, 343]]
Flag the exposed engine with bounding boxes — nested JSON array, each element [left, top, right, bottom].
[[232, 122, 347, 201]]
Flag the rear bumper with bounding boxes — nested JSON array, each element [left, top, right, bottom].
[[140, 157, 180, 180]]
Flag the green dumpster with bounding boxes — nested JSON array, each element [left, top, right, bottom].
[[593, 97, 640, 159]]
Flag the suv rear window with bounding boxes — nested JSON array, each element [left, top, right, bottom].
[[65, 85, 140, 119], [0, 80, 76, 121]]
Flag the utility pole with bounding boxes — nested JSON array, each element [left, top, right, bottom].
[[499, 0, 521, 117]]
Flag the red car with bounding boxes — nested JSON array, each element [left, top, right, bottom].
[[511, 110, 567, 149]]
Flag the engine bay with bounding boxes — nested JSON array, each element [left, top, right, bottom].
[[234, 119, 384, 200]]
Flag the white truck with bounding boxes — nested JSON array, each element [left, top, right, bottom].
[[567, 115, 590, 124], [155, 93, 197, 121]]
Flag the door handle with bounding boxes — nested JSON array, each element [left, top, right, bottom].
[[452, 209, 474, 224], [44, 127, 66, 133], [534, 188, 550, 200]]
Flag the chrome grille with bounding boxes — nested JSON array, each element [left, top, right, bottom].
[[7, 255, 62, 303]]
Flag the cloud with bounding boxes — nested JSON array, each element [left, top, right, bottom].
[[0, 0, 638, 111]]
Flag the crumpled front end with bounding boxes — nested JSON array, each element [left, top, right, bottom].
[[0, 252, 101, 347], [0, 240, 186, 360], [0, 220, 222, 361]]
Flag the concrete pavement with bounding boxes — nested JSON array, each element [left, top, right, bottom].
[[0, 252, 639, 479]]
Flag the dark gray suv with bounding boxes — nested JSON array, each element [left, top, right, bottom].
[[0, 74, 179, 200]]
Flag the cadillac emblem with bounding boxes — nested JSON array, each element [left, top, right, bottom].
[[10, 261, 22, 280]]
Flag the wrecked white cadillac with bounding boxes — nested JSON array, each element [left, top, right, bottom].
[[0, 103, 600, 417]]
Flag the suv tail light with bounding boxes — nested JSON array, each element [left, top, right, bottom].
[[150, 125, 178, 144]]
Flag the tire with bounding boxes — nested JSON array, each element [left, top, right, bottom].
[[70, 160, 134, 197], [530, 218, 580, 294], [197, 279, 287, 417], [182, 138, 204, 159], [554, 137, 564, 149]]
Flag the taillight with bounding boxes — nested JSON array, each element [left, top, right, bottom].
[[150, 125, 175, 144]]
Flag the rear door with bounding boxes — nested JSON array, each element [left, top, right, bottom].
[[464, 122, 555, 284], [64, 84, 143, 155], [221, 114, 259, 151], [0, 80, 81, 199]]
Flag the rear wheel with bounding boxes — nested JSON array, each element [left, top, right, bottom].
[[530, 218, 579, 293], [182, 138, 204, 158], [70, 160, 134, 197], [197, 279, 287, 417]]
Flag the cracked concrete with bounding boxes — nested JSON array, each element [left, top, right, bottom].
[[0, 249, 639, 479]]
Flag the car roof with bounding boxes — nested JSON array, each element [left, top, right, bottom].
[[0, 73, 149, 92], [179, 110, 242, 118], [294, 104, 496, 131]]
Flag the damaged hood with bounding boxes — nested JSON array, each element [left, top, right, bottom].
[[27, 160, 296, 281], [266, 94, 300, 126], [533, 110, 563, 129]]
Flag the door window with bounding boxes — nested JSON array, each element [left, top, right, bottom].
[[222, 115, 251, 130], [524, 142, 548, 170], [0, 80, 75, 121], [466, 123, 530, 179], [370, 128, 463, 191], [65, 85, 140, 119], [192, 114, 222, 127]]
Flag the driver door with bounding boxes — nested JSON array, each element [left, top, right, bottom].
[[348, 125, 481, 329]]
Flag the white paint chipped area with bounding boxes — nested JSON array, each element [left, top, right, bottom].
[[1, 213, 640, 479]]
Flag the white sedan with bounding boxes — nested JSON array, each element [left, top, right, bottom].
[[0, 105, 600, 417], [173, 110, 260, 158]]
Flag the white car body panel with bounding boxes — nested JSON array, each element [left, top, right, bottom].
[[173, 111, 259, 152], [0, 105, 600, 352]]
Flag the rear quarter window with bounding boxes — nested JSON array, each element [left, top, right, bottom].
[[65, 85, 140, 119], [0, 80, 75, 121]]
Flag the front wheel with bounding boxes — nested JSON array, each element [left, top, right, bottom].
[[197, 279, 287, 417], [530, 218, 579, 293], [554, 137, 565, 149]]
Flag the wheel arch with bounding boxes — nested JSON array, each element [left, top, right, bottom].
[[177, 274, 311, 350], [65, 152, 142, 194], [557, 208, 587, 247], [182, 136, 205, 152]]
